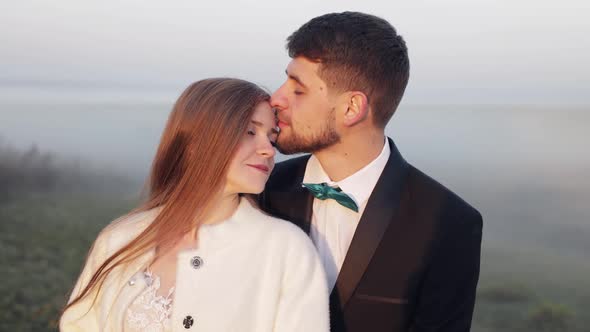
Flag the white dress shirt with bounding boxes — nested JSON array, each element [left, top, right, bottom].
[[302, 139, 391, 291]]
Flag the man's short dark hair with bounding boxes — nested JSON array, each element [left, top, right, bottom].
[[287, 11, 410, 128]]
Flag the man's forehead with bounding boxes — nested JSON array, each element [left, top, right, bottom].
[[286, 57, 323, 86]]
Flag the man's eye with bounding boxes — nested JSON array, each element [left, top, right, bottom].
[[294, 91, 303, 95], [247, 130, 256, 135]]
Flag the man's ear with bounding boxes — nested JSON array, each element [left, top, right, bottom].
[[342, 92, 369, 126]]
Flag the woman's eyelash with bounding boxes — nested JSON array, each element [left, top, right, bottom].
[[247, 129, 277, 147]]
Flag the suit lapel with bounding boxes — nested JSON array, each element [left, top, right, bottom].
[[264, 155, 314, 234], [270, 185, 314, 234], [332, 138, 410, 310], [292, 186, 314, 234]]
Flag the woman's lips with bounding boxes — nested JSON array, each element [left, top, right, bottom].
[[247, 164, 270, 173]]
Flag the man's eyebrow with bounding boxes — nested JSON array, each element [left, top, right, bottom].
[[251, 120, 280, 135], [285, 70, 308, 89]]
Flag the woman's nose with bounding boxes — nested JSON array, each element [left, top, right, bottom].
[[258, 138, 276, 158]]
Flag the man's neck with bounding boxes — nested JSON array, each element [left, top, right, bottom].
[[314, 131, 386, 182]]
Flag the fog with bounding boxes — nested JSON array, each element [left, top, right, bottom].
[[1, 103, 589, 179], [1, 102, 589, 254], [1, 0, 590, 105], [1, 0, 589, 252], [1, 2, 589, 330]]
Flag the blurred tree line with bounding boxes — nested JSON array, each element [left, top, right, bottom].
[[0, 137, 139, 199], [1, 141, 60, 196]]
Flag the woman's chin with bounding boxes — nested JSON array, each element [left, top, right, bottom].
[[237, 184, 266, 195]]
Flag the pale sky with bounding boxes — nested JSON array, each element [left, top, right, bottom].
[[1, 0, 589, 105]]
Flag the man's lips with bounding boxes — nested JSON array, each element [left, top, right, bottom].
[[247, 164, 270, 173], [277, 119, 289, 129]]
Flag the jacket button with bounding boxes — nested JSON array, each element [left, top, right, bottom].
[[190, 256, 204, 269], [183, 315, 194, 329]]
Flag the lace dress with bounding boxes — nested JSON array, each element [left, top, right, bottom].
[[124, 270, 175, 332]]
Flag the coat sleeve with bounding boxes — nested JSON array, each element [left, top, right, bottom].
[[410, 209, 483, 332], [59, 231, 107, 332], [273, 227, 330, 332]]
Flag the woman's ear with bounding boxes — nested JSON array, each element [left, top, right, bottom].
[[342, 92, 369, 127]]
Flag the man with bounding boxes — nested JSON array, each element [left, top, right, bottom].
[[259, 11, 483, 332]]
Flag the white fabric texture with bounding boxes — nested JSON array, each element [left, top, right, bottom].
[[124, 270, 174, 332], [60, 198, 329, 332]]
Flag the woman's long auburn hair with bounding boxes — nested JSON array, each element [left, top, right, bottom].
[[63, 78, 270, 312]]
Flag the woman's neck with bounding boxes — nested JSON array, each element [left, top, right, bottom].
[[201, 193, 240, 225], [179, 193, 239, 246]]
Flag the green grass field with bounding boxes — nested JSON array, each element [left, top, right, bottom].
[[0, 193, 135, 331], [473, 246, 590, 331], [1, 192, 588, 331]]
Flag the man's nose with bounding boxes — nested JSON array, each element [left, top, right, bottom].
[[270, 86, 287, 111]]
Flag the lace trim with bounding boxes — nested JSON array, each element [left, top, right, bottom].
[[125, 270, 175, 332]]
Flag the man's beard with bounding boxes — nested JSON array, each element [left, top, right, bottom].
[[276, 112, 340, 155]]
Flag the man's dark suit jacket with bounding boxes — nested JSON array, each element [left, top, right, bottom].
[[258, 138, 483, 332]]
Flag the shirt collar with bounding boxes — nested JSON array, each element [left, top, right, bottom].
[[302, 138, 391, 207]]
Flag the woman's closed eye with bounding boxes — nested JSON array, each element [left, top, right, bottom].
[[247, 129, 276, 148]]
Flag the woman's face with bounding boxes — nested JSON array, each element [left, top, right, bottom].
[[224, 102, 278, 195]]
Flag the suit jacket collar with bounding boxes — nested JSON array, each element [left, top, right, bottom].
[[266, 154, 314, 234], [286, 139, 408, 310], [332, 138, 409, 310], [302, 139, 391, 210], [266, 139, 409, 309]]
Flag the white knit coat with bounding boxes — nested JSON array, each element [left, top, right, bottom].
[[60, 198, 330, 332]]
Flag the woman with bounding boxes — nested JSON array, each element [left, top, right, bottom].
[[60, 78, 329, 331]]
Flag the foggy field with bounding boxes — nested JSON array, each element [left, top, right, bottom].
[[2, 1, 589, 329], [0, 143, 140, 330], [1, 129, 589, 331], [0, 193, 134, 331], [2, 190, 589, 331]]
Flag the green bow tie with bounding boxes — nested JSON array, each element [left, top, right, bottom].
[[302, 182, 359, 212]]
